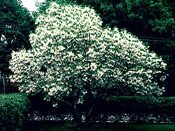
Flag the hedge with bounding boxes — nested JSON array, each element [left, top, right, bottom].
[[94, 96, 175, 116], [0, 93, 30, 131]]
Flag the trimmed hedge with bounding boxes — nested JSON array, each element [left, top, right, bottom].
[[87, 96, 175, 123], [0, 93, 30, 131], [95, 96, 175, 116]]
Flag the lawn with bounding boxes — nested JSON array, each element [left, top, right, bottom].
[[24, 121, 175, 131]]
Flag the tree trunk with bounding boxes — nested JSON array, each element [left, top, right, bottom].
[[85, 103, 95, 123], [72, 99, 81, 123], [2, 73, 6, 94], [61, 96, 82, 122]]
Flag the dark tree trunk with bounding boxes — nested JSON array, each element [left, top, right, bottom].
[[2, 73, 6, 94], [85, 103, 95, 123], [72, 101, 82, 123]]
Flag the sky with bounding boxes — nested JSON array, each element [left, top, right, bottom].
[[22, 0, 45, 11]]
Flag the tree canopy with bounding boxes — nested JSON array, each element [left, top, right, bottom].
[[9, 2, 166, 121]]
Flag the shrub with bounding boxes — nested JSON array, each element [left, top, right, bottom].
[[0, 93, 30, 131], [95, 96, 175, 116]]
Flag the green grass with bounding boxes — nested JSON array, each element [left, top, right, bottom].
[[24, 121, 175, 131]]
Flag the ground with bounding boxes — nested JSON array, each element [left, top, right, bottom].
[[24, 121, 175, 131]]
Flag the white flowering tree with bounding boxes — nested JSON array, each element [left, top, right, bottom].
[[9, 2, 166, 122]]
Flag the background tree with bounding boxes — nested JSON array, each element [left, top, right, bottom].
[[0, 0, 35, 93], [9, 2, 166, 122]]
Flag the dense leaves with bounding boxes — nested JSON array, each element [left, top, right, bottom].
[[74, 0, 174, 37]]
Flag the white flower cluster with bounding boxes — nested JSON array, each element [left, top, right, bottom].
[[9, 2, 166, 105]]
